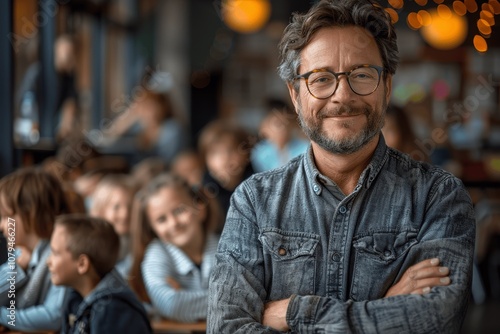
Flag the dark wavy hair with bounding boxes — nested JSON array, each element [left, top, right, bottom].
[[278, 0, 399, 88]]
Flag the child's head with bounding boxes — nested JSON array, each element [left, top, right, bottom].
[[129, 172, 220, 301], [382, 105, 427, 161], [48, 214, 120, 289], [0, 167, 70, 249], [134, 173, 218, 248], [259, 99, 298, 149], [73, 169, 107, 210], [171, 150, 205, 187], [90, 174, 137, 236], [198, 120, 253, 187], [132, 89, 175, 124], [131, 157, 168, 188]]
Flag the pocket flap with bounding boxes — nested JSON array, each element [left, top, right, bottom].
[[353, 230, 418, 262], [260, 230, 319, 261]]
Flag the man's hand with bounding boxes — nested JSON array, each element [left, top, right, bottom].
[[385, 258, 450, 297], [262, 298, 291, 332]]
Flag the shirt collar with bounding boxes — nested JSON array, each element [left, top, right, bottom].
[[303, 135, 389, 195], [163, 234, 219, 276]]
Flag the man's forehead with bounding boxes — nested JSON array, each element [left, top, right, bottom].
[[300, 26, 381, 68], [308, 26, 377, 52]]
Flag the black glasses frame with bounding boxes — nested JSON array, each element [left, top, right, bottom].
[[294, 64, 385, 99]]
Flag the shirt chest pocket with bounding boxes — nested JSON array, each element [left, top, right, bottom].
[[350, 230, 418, 301], [260, 229, 319, 301]]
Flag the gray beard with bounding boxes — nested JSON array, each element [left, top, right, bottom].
[[297, 103, 386, 155]]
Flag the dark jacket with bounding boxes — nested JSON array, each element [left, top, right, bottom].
[[62, 269, 152, 334], [202, 164, 254, 233]]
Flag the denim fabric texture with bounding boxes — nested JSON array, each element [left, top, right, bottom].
[[208, 136, 475, 333]]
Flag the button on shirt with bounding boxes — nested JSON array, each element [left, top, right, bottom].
[[208, 136, 475, 333]]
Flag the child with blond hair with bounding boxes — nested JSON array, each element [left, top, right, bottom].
[[129, 173, 221, 322], [90, 174, 137, 278]]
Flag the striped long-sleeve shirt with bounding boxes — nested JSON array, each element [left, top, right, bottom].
[[142, 234, 219, 322]]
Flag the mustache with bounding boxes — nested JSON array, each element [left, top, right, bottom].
[[317, 105, 369, 118]]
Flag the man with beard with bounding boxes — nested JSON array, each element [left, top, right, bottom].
[[207, 1, 475, 333]]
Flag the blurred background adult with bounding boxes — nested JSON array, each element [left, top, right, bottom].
[[15, 34, 80, 144], [104, 88, 189, 166]]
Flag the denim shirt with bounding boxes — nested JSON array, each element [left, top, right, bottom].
[[208, 136, 475, 333]]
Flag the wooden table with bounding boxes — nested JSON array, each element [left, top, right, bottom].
[[151, 319, 206, 334]]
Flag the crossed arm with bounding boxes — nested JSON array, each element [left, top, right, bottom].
[[262, 257, 452, 331], [207, 177, 475, 333]]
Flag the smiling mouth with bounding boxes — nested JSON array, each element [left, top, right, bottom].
[[327, 113, 364, 118]]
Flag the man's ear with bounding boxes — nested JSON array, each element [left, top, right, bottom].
[[287, 82, 300, 115], [77, 254, 91, 275]]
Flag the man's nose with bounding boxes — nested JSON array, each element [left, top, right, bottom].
[[330, 75, 356, 103]]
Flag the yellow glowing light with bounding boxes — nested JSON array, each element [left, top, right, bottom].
[[437, 4, 452, 19], [385, 8, 399, 24], [222, 0, 271, 34], [465, 0, 478, 13], [388, 0, 404, 9], [478, 19, 492, 35], [407, 12, 423, 29], [420, 9, 468, 49], [453, 1, 467, 16], [418, 10, 433, 26], [473, 35, 488, 52], [415, 0, 428, 5]]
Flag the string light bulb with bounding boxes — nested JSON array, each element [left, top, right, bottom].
[[420, 7, 468, 50], [222, 0, 271, 34]]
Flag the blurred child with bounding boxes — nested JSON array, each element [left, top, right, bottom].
[[171, 150, 205, 187], [73, 169, 107, 211], [0, 167, 70, 332], [382, 104, 429, 162], [41, 157, 87, 214], [251, 99, 309, 172], [47, 214, 151, 333], [90, 174, 137, 278], [198, 120, 254, 230], [129, 173, 221, 323], [131, 157, 168, 189]]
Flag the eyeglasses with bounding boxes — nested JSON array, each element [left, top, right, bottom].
[[294, 64, 385, 99]]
